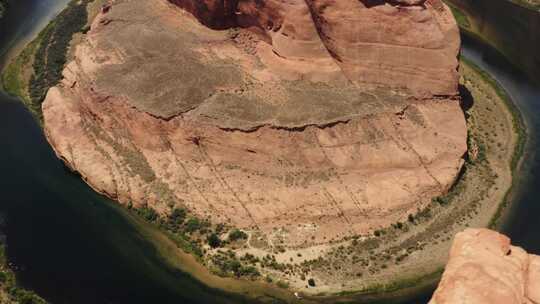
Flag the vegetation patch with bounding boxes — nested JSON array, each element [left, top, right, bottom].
[[461, 57, 527, 228], [1, 231, 48, 303], [462, 57, 527, 173], [1, 0, 94, 122]]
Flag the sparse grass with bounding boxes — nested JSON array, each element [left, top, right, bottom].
[[461, 57, 527, 228], [461, 57, 526, 173]]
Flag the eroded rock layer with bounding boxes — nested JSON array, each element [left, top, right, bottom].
[[43, 0, 466, 246], [170, 0, 461, 96], [430, 229, 540, 304]]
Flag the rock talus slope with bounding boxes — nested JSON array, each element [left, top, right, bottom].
[[430, 229, 540, 304], [43, 0, 466, 247]]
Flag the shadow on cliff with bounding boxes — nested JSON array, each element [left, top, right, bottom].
[[459, 84, 474, 116]]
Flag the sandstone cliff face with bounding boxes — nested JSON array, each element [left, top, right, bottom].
[[42, 0, 465, 249], [170, 0, 460, 95], [430, 229, 540, 304]]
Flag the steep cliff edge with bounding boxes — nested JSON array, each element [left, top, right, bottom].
[[41, 0, 466, 292], [430, 229, 540, 304], [170, 0, 460, 96]]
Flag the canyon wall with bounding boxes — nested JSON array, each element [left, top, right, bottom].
[[42, 0, 465, 265], [430, 229, 540, 304], [170, 0, 460, 96]]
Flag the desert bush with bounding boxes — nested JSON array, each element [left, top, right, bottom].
[[228, 229, 248, 241], [207, 233, 221, 248]]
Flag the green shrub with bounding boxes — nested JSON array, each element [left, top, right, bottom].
[[28, 0, 93, 109], [207, 233, 221, 248], [225, 259, 241, 274], [9, 287, 47, 304], [185, 218, 202, 232], [236, 265, 260, 278], [228, 229, 248, 241], [168, 208, 186, 229], [137, 205, 158, 222]]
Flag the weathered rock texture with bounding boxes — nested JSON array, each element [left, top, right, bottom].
[[43, 0, 466, 247], [430, 229, 540, 304], [170, 0, 460, 96]]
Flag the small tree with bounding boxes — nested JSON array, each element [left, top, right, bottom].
[[185, 218, 201, 232], [139, 205, 158, 222], [169, 208, 187, 226], [229, 229, 248, 241], [207, 233, 221, 248]]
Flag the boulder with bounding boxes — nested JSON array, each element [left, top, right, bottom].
[[430, 229, 540, 304]]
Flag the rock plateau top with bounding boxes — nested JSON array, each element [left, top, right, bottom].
[[41, 0, 466, 291]]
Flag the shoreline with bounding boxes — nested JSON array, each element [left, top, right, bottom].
[[444, 0, 530, 228], [0, 2, 529, 303], [460, 56, 528, 229]]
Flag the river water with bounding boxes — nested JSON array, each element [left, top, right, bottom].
[[460, 36, 540, 252], [0, 1, 539, 304]]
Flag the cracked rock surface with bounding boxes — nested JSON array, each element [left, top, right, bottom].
[[43, 0, 466, 246], [430, 229, 540, 304]]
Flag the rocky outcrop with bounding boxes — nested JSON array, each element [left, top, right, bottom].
[[169, 0, 460, 96], [430, 229, 540, 304], [42, 0, 465, 250]]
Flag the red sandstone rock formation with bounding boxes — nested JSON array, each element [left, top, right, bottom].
[[430, 229, 540, 304], [169, 0, 460, 95], [42, 0, 465, 251]]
